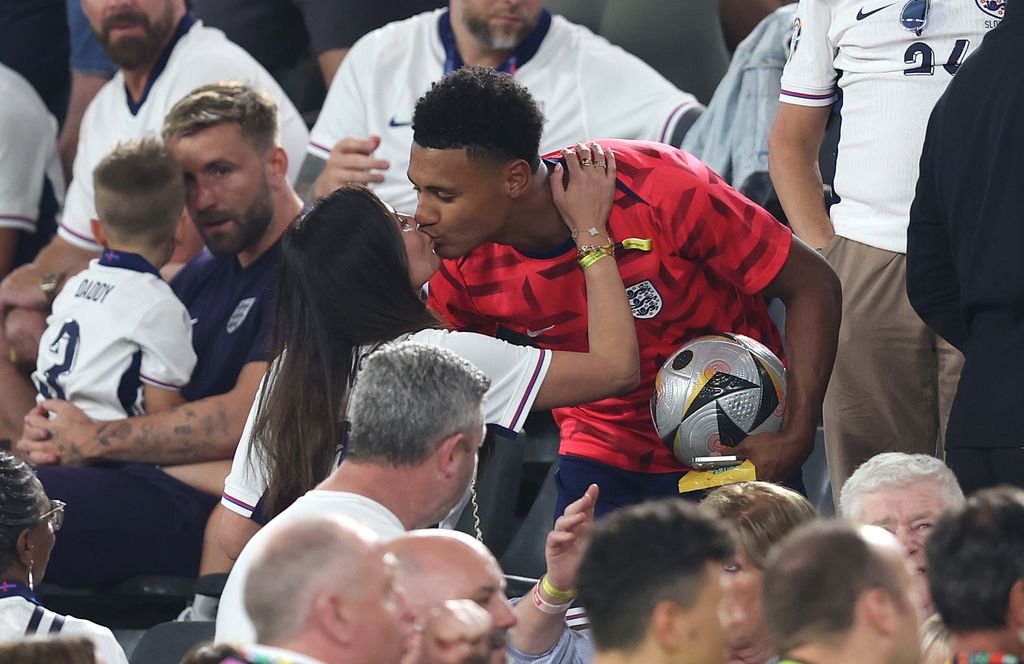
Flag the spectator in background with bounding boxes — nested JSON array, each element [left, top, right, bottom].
[[389, 530, 517, 664], [768, 0, 996, 504], [0, 0, 309, 441], [906, 0, 1024, 494], [926, 487, 1024, 662], [0, 63, 65, 442], [839, 452, 965, 622], [16, 83, 302, 588], [0, 453, 127, 663], [299, 0, 701, 211], [699, 481, 817, 664], [764, 522, 921, 664], [216, 342, 491, 644], [192, 0, 443, 116], [241, 515, 419, 664], [0, 636, 99, 664], [60, 0, 118, 182], [576, 499, 735, 664]]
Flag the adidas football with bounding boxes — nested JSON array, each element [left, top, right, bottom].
[[651, 333, 786, 466]]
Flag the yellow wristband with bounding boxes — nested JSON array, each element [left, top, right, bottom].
[[540, 574, 576, 601], [578, 251, 610, 270]]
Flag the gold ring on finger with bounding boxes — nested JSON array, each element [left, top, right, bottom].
[[593, 160, 606, 168], [580, 157, 594, 167]]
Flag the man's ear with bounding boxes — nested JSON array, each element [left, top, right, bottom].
[[90, 219, 109, 248], [265, 146, 289, 185], [435, 432, 468, 479], [650, 599, 688, 650], [505, 159, 534, 199], [172, 209, 189, 246], [860, 588, 900, 637], [312, 590, 354, 647]]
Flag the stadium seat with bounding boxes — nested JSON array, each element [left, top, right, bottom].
[[129, 620, 215, 664], [504, 575, 540, 600], [546, 0, 730, 104], [39, 576, 195, 629], [499, 461, 558, 579]]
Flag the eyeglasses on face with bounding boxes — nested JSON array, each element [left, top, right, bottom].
[[38, 499, 65, 533]]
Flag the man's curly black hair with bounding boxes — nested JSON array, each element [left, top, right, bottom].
[[413, 66, 544, 171]]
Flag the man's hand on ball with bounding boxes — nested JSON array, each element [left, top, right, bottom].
[[730, 431, 812, 483]]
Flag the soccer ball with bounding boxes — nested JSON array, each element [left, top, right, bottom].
[[651, 333, 786, 466]]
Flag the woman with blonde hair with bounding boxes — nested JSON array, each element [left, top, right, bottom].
[[700, 481, 818, 664]]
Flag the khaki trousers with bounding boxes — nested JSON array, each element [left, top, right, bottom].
[[821, 237, 963, 506]]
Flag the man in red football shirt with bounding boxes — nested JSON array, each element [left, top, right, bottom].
[[412, 67, 841, 516]]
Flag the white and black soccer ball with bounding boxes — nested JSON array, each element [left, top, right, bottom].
[[651, 333, 786, 466]]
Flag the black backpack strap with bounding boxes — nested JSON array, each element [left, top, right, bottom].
[[24, 605, 45, 635]]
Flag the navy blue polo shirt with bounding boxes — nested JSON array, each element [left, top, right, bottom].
[[171, 242, 279, 402]]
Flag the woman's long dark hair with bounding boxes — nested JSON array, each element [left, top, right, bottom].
[[253, 186, 441, 518]]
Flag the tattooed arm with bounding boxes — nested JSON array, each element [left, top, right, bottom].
[[17, 361, 266, 466]]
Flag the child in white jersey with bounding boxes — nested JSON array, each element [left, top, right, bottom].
[[32, 138, 195, 419]]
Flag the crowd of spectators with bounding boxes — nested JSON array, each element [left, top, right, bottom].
[[0, 0, 1022, 663]]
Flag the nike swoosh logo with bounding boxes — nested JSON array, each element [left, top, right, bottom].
[[388, 116, 412, 128], [526, 325, 555, 338], [856, 2, 896, 19]]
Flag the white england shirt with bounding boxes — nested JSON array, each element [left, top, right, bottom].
[[780, 0, 998, 253], [59, 17, 310, 250], [221, 328, 550, 519], [32, 251, 196, 420], [0, 64, 64, 233], [0, 595, 128, 664], [308, 8, 700, 214]]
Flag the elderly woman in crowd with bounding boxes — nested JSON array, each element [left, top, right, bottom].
[[0, 453, 127, 663], [700, 481, 818, 664], [839, 451, 965, 622]]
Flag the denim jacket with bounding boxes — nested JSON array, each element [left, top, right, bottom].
[[682, 4, 798, 209]]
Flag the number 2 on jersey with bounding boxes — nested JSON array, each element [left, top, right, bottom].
[[37, 320, 81, 401], [904, 39, 970, 76]]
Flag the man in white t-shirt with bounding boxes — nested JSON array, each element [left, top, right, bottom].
[[0, 0, 308, 433], [768, 0, 997, 500], [216, 341, 491, 644], [0, 63, 66, 441], [296, 0, 702, 212]]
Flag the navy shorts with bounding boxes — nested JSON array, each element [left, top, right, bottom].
[[553, 454, 805, 520], [35, 463, 217, 589]]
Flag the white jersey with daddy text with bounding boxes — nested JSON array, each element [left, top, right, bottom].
[[780, 0, 998, 252], [221, 327, 550, 519], [309, 8, 700, 214], [33, 253, 197, 420], [0, 64, 64, 233], [59, 19, 309, 250]]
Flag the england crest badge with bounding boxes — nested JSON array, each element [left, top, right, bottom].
[[626, 280, 663, 319], [226, 297, 256, 334]]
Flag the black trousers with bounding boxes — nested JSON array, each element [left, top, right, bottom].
[[946, 447, 1024, 495]]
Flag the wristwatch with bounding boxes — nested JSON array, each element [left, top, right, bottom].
[[40, 272, 64, 300]]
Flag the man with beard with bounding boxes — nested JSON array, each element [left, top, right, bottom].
[[13, 83, 302, 588], [0, 0, 307, 442], [297, 0, 701, 212]]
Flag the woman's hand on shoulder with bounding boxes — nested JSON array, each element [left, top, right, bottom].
[[549, 141, 617, 237]]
